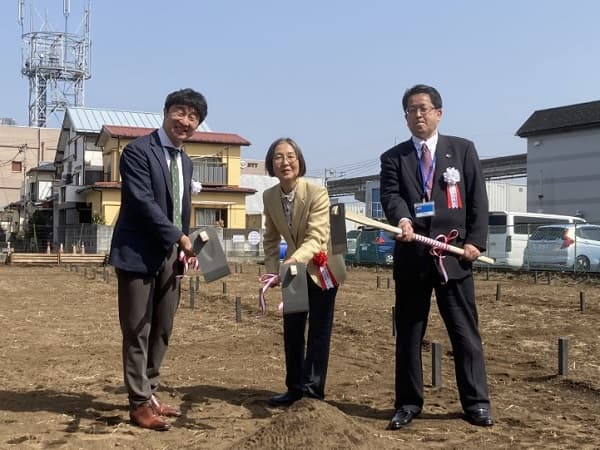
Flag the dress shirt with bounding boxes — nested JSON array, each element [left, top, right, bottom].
[[158, 127, 184, 207]]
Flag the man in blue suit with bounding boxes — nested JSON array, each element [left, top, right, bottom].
[[380, 84, 493, 430], [109, 88, 207, 431]]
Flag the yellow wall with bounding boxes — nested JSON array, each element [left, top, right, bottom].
[[192, 190, 247, 228], [85, 189, 121, 226], [101, 190, 122, 226]]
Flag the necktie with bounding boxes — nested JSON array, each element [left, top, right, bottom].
[[168, 148, 182, 229], [421, 143, 433, 200]]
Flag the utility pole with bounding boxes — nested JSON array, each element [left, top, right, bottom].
[[323, 168, 336, 187]]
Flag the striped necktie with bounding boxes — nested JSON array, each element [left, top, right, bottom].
[[168, 147, 182, 229], [421, 143, 433, 200]]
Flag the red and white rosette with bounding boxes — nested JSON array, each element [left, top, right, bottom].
[[443, 167, 463, 209], [312, 251, 338, 290]]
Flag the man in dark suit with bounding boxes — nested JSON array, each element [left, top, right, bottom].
[[380, 84, 493, 430], [109, 88, 207, 431]]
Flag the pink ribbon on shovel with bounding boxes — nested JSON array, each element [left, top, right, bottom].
[[259, 273, 283, 315], [177, 250, 199, 278], [428, 229, 459, 283]]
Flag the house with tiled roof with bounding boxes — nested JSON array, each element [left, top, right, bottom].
[[516, 100, 600, 221], [92, 125, 255, 229], [53, 106, 254, 251]]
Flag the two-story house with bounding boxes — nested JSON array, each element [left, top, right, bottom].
[[91, 125, 255, 230]]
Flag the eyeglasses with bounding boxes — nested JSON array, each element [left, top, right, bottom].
[[405, 105, 438, 115], [273, 153, 298, 163], [169, 107, 200, 124]]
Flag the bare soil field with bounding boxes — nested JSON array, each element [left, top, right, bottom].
[[1, 264, 599, 449]]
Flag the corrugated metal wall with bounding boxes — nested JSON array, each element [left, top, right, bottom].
[[486, 181, 527, 212]]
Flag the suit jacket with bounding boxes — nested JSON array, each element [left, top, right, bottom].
[[263, 178, 346, 288], [380, 134, 488, 281], [109, 130, 193, 275]]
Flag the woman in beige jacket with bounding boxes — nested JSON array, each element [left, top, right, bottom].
[[262, 137, 346, 406]]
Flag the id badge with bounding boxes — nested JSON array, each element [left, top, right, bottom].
[[414, 201, 435, 218]]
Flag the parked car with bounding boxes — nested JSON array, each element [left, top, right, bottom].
[[344, 229, 361, 265], [345, 227, 394, 266], [523, 224, 600, 272], [485, 211, 586, 270]]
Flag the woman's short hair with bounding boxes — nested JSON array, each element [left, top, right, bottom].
[[264, 137, 307, 177]]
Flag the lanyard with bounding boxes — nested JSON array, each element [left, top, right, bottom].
[[416, 148, 436, 198]]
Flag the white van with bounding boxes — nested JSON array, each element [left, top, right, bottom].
[[485, 211, 586, 269]]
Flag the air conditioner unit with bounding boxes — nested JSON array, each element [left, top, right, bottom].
[[240, 160, 248, 169]]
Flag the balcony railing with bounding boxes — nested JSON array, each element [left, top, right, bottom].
[[193, 158, 227, 185]]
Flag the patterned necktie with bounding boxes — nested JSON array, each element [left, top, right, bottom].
[[168, 148, 182, 229], [421, 143, 433, 200]]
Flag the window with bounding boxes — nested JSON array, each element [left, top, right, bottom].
[[85, 138, 101, 151], [30, 182, 37, 201], [192, 157, 227, 184], [578, 227, 600, 241], [530, 226, 567, 241], [11, 161, 22, 172], [195, 208, 227, 227], [488, 214, 507, 234], [514, 216, 563, 235]]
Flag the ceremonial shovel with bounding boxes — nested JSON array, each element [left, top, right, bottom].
[[279, 262, 309, 314], [329, 204, 348, 255], [189, 227, 232, 282], [343, 210, 495, 265]]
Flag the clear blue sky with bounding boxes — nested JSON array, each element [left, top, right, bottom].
[[1, 0, 600, 179]]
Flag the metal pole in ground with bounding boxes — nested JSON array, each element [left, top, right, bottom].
[[432, 342, 442, 388], [558, 337, 569, 376]]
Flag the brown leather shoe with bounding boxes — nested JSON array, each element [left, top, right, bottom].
[[151, 395, 182, 417], [130, 402, 171, 431]]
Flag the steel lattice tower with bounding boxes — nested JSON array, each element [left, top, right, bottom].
[[18, 0, 92, 127]]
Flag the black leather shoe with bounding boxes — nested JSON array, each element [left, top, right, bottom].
[[464, 408, 494, 427], [268, 391, 303, 406], [303, 386, 324, 400], [388, 409, 420, 430]]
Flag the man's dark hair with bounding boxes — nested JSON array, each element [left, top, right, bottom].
[[265, 137, 307, 177], [402, 84, 443, 111], [164, 88, 208, 123]]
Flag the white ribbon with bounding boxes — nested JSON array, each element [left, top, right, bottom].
[[443, 167, 461, 184], [191, 180, 203, 194], [259, 273, 282, 315], [443, 167, 462, 209], [319, 266, 335, 289]]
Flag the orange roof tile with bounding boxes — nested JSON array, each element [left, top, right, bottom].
[[100, 125, 251, 146]]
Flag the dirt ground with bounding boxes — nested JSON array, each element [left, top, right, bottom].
[[1, 263, 599, 450]]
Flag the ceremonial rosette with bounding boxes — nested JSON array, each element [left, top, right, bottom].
[[312, 251, 338, 290], [442, 167, 463, 209], [191, 180, 203, 194]]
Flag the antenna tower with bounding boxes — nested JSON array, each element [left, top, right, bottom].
[[18, 0, 92, 127]]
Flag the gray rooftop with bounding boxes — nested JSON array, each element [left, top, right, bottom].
[[516, 100, 600, 137], [57, 106, 211, 155], [64, 106, 210, 133]]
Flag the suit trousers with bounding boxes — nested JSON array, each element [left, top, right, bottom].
[[394, 273, 490, 413], [117, 246, 180, 409], [283, 277, 338, 399]]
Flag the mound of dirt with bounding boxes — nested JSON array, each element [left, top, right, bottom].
[[229, 399, 396, 450]]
